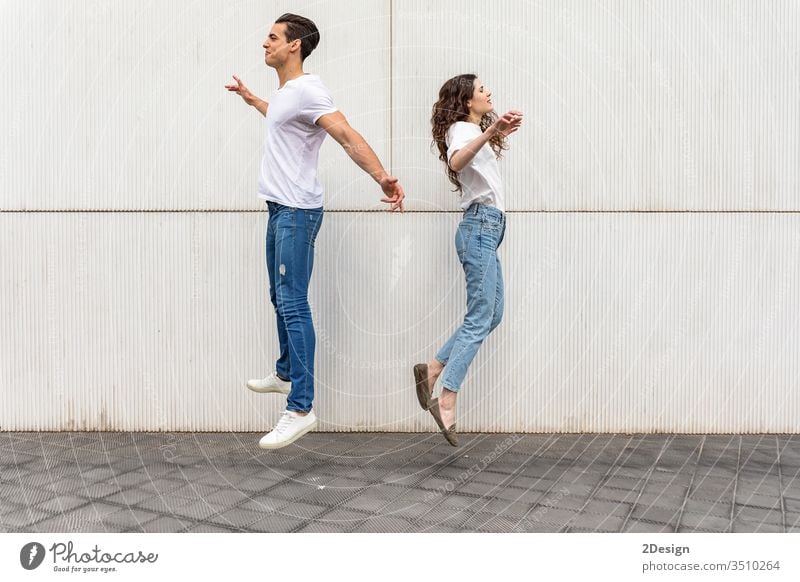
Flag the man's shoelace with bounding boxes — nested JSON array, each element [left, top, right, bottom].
[[273, 411, 296, 434]]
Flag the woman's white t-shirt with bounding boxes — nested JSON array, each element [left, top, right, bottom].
[[446, 121, 505, 212]]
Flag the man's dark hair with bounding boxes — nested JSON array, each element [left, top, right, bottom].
[[275, 13, 320, 61]]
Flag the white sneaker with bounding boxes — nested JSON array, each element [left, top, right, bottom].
[[259, 410, 318, 450], [246, 371, 291, 394]]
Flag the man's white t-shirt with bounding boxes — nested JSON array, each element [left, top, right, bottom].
[[257, 74, 338, 208], [446, 121, 505, 213]]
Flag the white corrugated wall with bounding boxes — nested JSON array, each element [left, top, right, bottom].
[[1, 1, 798, 432]]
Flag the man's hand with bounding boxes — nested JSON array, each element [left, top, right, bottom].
[[225, 75, 267, 115], [317, 111, 405, 212], [379, 175, 405, 212]]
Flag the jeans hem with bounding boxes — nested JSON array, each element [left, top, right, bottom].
[[286, 406, 312, 413]]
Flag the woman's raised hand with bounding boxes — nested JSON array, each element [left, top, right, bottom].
[[490, 110, 523, 137]]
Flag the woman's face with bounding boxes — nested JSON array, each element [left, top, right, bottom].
[[467, 78, 493, 116]]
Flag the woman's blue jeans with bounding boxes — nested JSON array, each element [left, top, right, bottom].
[[436, 203, 506, 392], [265, 202, 323, 412]]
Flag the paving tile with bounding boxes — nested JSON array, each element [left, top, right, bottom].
[[571, 514, 627, 532], [679, 512, 731, 531], [732, 521, 783, 533], [184, 524, 237, 532], [314, 508, 369, 529], [41, 477, 89, 495], [417, 507, 473, 529], [264, 482, 318, 502], [466, 513, 525, 533], [516, 519, 564, 533], [631, 504, 681, 524], [238, 496, 288, 514], [244, 513, 308, 533], [229, 475, 284, 493], [624, 519, 673, 533], [32, 516, 110, 533], [137, 478, 187, 495], [103, 488, 159, 507], [631, 490, 684, 507], [733, 506, 783, 525], [526, 507, 581, 527], [102, 508, 161, 529], [683, 499, 730, 517], [0, 508, 52, 528], [35, 495, 90, 514], [274, 502, 328, 520], [299, 487, 356, 507], [136, 495, 193, 514], [594, 487, 641, 504], [735, 493, 782, 510], [109, 471, 158, 488], [582, 500, 632, 518], [784, 497, 800, 513], [194, 488, 251, 506], [785, 512, 800, 531], [169, 501, 229, 521], [76, 482, 125, 500], [295, 521, 350, 533], [350, 516, 413, 533], [380, 499, 435, 521], [208, 508, 271, 528], [604, 475, 645, 490], [341, 494, 391, 513], [139, 516, 192, 532]]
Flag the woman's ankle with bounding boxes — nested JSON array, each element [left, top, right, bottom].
[[427, 359, 444, 378]]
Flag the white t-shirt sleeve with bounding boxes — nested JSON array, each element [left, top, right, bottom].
[[446, 122, 477, 163], [299, 84, 338, 125]]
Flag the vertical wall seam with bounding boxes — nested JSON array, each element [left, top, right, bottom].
[[389, 0, 393, 173]]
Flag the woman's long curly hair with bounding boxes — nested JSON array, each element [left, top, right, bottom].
[[431, 74, 508, 192]]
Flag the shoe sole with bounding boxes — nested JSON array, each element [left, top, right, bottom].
[[413, 364, 432, 410], [258, 418, 318, 450], [245, 381, 290, 395]]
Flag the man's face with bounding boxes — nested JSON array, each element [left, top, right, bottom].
[[263, 22, 297, 68]]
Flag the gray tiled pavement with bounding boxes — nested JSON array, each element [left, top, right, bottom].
[[1, 432, 799, 533]]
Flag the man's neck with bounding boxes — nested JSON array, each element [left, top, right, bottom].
[[276, 63, 306, 89]]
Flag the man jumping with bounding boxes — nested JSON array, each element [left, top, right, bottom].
[[226, 13, 404, 449]]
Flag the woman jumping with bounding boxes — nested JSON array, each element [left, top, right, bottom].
[[414, 74, 522, 446]]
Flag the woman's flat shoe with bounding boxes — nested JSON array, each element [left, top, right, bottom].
[[427, 398, 459, 447], [413, 363, 433, 410]]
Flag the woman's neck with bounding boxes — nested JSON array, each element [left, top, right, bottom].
[[466, 112, 482, 125]]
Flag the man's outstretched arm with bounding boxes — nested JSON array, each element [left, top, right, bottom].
[[224, 75, 268, 116], [316, 111, 405, 211]]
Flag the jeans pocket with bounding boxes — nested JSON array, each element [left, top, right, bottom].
[[481, 212, 503, 228], [478, 219, 504, 257]]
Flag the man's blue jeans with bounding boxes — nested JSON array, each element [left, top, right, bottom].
[[436, 203, 506, 392], [265, 201, 324, 412]]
